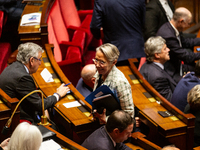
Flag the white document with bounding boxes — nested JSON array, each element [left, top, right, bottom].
[[63, 101, 81, 108], [20, 12, 41, 26], [40, 68, 54, 83], [39, 139, 63, 150]]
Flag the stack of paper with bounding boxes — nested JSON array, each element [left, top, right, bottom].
[[20, 12, 41, 26]]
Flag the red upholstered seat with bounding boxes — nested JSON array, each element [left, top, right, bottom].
[[58, 0, 100, 64], [138, 57, 146, 71], [0, 10, 11, 74], [58, 46, 82, 86], [0, 43, 11, 74]]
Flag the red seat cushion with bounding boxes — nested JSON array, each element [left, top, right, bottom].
[[0, 43, 11, 74]]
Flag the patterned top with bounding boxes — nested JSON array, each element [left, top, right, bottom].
[[94, 65, 134, 118]]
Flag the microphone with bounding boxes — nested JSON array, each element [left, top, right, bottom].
[[1, 90, 49, 135]]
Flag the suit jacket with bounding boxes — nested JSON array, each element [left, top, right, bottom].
[[139, 62, 176, 101], [184, 104, 200, 147], [156, 22, 200, 83], [0, 61, 57, 123], [81, 126, 131, 150], [0, 0, 25, 22], [171, 72, 200, 112], [76, 78, 93, 98], [90, 0, 146, 61], [144, 0, 174, 41]]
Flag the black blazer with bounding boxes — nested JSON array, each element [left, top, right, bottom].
[[144, 0, 175, 41], [140, 62, 176, 101], [0, 61, 57, 123], [90, 0, 146, 61], [157, 22, 200, 83]]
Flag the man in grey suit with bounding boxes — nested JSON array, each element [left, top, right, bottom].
[[140, 36, 176, 101], [82, 110, 134, 150], [0, 42, 70, 124]]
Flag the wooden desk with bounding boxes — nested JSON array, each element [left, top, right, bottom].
[[18, 0, 54, 48], [117, 58, 195, 150], [44, 125, 87, 150], [126, 132, 162, 150], [0, 89, 19, 142], [32, 44, 99, 144]]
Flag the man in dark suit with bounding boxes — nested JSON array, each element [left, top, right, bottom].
[[76, 64, 96, 98], [140, 36, 176, 101], [0, 42, 70, 124], [90, 0, 146, 64], [171, 60, 200, 112], [157, 7, 200, 83], [82, 110, 133, 150], [145, 0, 175, 41]]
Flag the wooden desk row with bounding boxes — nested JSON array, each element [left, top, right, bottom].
[[18, 0, 54, 49], [117, 58, 195, 150], [0, 44, 163, 150]]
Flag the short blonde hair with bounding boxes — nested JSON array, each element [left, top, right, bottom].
[[96, 43, 120, 62], [7, 122, 42, 150], [187, 85, 200, 110]]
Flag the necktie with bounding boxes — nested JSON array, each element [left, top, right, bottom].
[[96, 74, 103, 89]]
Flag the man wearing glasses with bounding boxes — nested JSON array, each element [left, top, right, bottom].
[[0, 42, 70, 124]]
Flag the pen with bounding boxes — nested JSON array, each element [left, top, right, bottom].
[[64, 82, 71, 86]]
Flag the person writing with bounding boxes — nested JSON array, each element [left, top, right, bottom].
[[0, 42, 70, 124]]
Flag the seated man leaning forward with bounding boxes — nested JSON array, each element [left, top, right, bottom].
[[82, 110, 134, 150], [76, 64, 96, 98], [0, 42, 70, 124], [139, 36, 177, 101]]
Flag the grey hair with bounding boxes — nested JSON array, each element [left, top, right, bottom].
[[16, 42, 43, 64], [187, 84, 200, 111], [96, 43, 120, 62], [7, 122, 42, 150], [145, 36, 166, 62], [173, 7, 192, 22]]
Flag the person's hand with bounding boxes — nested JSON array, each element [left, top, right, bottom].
[[183, 71, 190, 78], [56, 83, 70, 98], [92, 109, 106, 124], [0, 137, 10, 149]]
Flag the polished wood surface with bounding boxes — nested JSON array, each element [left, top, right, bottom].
[[44, 125, 88, 150], [18, 0, 54, 48], [117, 58, 195, 150], [32, 44, 99, 144], [126, 132, 162, 150], [0, 89, 19, 142]]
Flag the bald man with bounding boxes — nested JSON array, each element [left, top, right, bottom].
[[157, 7, 200, 83], [162, 145, 180, 150], [76, 64, 96, 97]]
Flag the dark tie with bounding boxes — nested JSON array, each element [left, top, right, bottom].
[[96, 74, 102, 89], [115, 143, 120, 150]]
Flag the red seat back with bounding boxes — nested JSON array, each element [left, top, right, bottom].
[[58, 0, 81, 28]]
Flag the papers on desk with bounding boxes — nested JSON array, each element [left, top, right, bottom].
[[39, 139, 64, 150], [63, 101, 81, 108], [20, 12, 41, 26], [40, 68, 54, 83]]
